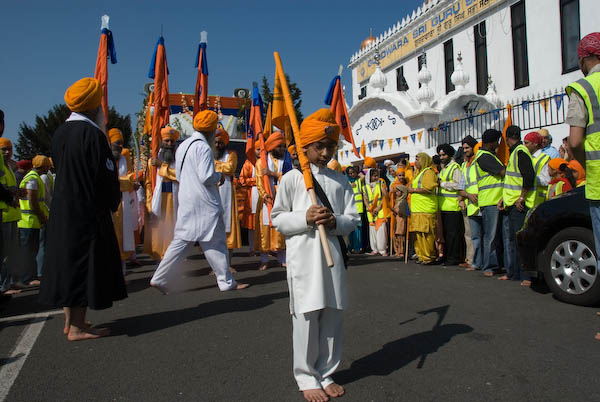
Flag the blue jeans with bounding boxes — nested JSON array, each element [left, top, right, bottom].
[[468, 216, 483, 270], [481, 206, 501, 272], [502, 206, 529, 281], [18, 228, 40, 284], [590, 201, 600, 266], [36, 227, 46, 277]]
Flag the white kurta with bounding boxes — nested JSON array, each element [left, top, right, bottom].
[[118, 154, 135, 253], [174, 132, 223, 242], [262, 153, 284, 225], [217, 150, 233, 233], [271, 164, 360, 315]]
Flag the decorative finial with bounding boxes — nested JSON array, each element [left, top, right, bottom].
[[457, 51, 462, 63], [373, 43, 380, 66], [200, 31, 208, 44], [101, 15, 109, 30]]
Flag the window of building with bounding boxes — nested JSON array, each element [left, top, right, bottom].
[[358, 86, 367, 100], [474, 21, 488, 95], [511, 0, 529, 89], [396, 66, 409, 91], [418, 53, 426, 88], [444, 39, 455, 94], [560, 0, 580, 74]]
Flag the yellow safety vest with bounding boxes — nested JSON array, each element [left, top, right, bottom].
[[462, 160, 480, 217], [503, 144, 535, 208], [533, 152, 550, 207], [350, 178, 364, 213], [473, 149, 504, 207], [17, 170, 48, 229], [0, 162, 21, 223], [411, 167, 437, 214], [566, 71, 600, 200], [437, 161, 460, 212], [365, 181, 385, 223], [547, 180, 565, 200], [0, 153, 6, 212]]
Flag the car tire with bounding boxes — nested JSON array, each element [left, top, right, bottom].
[[541, 227, 600, 306]]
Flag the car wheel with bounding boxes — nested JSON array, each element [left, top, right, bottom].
[[541, 227, 600, 306]]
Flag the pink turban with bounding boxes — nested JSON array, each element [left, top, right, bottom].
[[578, 32, 600, 59]]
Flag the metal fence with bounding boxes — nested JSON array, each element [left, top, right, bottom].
[[427, 93, 568, 147]]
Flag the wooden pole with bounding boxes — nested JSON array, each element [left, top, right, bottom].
[[404, 217, 410, 264], [274, 51, 334, 267]]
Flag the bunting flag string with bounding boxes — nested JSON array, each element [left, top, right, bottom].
[[357, 146, 361, 156], [379, 139, 384, 150], [388, 138, 393, 149], [360, 140, 366, 157], [492, 109, 500, 120], [396, 138, 402, 145], [540, 99, 549, 113], [468, 116, 474, 126], [340, 151, 343, 160], [410, 134, 416, 143], [417, 131, 423, 142], [403, 136, 408, 142], [553, 94, 564, 110], [368, 143, 372, 152], [345, 150, 349, 158], [522, 100, 529, 111]]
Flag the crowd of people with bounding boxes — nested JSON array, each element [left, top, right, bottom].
[[1, 31, 599, 402]]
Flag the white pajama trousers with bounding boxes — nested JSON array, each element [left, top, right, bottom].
[[369, 224, 388, 254], [260, 250, 286, 265], [292, 308, 344, 391], [151, 231, 236, 292]]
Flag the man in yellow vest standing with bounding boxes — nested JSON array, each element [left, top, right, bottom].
[[18, 155, 50, 286], [499, 126, 536, 286], [437, 144, 464, 266], [346, 166, 365, 253], [564, 32, 600, 341], [523, 131, 551, 207]]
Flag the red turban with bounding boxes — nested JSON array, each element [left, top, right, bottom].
[[578, 32, 600, 59], [524, 132, 542, 146], [17, 160, 32, 170], [265, 131, 284, 152], [215, 128, 230, 145]]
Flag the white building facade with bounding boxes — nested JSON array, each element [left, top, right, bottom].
[[339, 0, 597, 164]]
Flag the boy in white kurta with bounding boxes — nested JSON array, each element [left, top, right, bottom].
[[271, 109, 359, 402]]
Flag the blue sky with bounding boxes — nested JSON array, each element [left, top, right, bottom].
[[0, 0, 421, 144]]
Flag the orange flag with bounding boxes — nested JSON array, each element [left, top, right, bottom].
[[246, 85, 263, 165], [148, 36, 170, 190], [325, 74, 359, 157], [193, 33, 208, 116], [94, 15, 117, 135], [498, 104, 512, 165]]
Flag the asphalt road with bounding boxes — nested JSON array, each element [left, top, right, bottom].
[[1, 248, 598, 402]]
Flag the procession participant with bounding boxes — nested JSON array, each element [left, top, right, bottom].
[[568, 159, 586, 187], [457, 136, 479, 270], [135, 170, 145, 244], [214, 127, 242, 261], [327, 158, 342, 173], [547, 158, 572, 199], [144, 126, 179, 261], [239, 143, 259, 254], [499, 125, 535, 286], [39, 77, 126, 341], [437, 144, 464, 266], [523, 131, 551, 207], [0, 138, 21, 295], [271, 108, 359, 402], [472, 130, 505, 277], [36, 156, 55, 278], [255, 131, 287, 270], [390, 167, 408, 258], [150, 110, 248, 293], [346, 166, 365, 253], [363, 167, 388, 256], [538, 129, 560, 159], [107, 129, 136, 273], [288, 144, 300, 169], [14, 160, 32, 187]]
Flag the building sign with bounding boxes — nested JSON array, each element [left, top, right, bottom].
[[357, 0, 500, 82]]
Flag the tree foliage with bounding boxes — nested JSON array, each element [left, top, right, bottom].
[[15, 104, 132, 160]]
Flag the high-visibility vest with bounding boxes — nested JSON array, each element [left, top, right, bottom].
[[547, 180, 565, 200], [473, 149, 504, 207], [0, 154, 6, 212], [533, 152, 550, 206], [462, 160, 480, 217], [411, 167, 438, 214], [0, 163, 21, 223], [350, 178, 364, 213], [365, 181, 385, 222], [566, 71, 600, 200], [503, 144, 536, 208], [437, 161, 460, 212], [17, 170, 48, 229]]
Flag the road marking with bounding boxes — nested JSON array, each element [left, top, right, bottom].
[[0, 312, 54, 402], [0, 309, 62, 323]]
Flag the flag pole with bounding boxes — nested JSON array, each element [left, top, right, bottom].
[[274, 51, 334, 267]]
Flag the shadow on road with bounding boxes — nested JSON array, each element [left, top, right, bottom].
[[335, 305, 473, 385], [105, 291, 288, 337]]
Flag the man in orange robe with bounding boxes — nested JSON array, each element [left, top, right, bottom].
[[238, 142, 259, 255]]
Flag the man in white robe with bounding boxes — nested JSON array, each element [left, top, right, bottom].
[[271, 109, 359, 402], [150, 111, 248, 293]]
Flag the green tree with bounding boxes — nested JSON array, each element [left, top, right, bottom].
[[260, 75, 303, 123], [15, 104, 132, 160]]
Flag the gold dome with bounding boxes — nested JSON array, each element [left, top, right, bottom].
[[360, 28, 375, 50]]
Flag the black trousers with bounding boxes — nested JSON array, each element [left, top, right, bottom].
[[441, 211, 465, 265]]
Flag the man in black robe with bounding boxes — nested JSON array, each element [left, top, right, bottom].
[[39, 77, 126, 341]]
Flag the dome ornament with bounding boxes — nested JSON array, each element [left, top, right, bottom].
[[368, 44, 387, 95], [451, 51, 470, 91], [416, 53, 434, 108], [485, 75, 502, 108]]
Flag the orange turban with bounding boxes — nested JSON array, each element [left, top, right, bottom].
[[327, 159, 342, 173], [299, 109, 340, 146], [64, 77, 102, 112], [215, 128, 230, 145], [473, 142, 482, 153], [108, 128, 123, 143], [395, 167, 405, 175], [0, 138, 12, 148], [32, 155, 51, 168], [364, 157, 376, 169], [548, 158, 568, 170], [288, 145, 296, 154], [161, 126, 180, 141], [193, 110, 219, 132], [265, 131, 284, 152], [568, 159, 586, 182]]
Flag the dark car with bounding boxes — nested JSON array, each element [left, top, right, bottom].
[[517, 186, 600, 306]]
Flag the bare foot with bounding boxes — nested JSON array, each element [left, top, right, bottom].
[[258, 263, 268, 271], [67, 326, 110, 342], [497, 275, 509, 280], [483, 271, 494, 277], [150, 282, 169, 295], [3, 289, 21, 295], [465, 267, 476, 271], [595, 332, 600, 341], [63, 320, 93, 335], [324, 383, 345, 398], [230, 267, 238, 273], [235, 283, 250, 290], [520, 280, 532, 287], [281, 263, 287, 268], [302, 389, 329, 402], [28, 279, 41, 286]]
